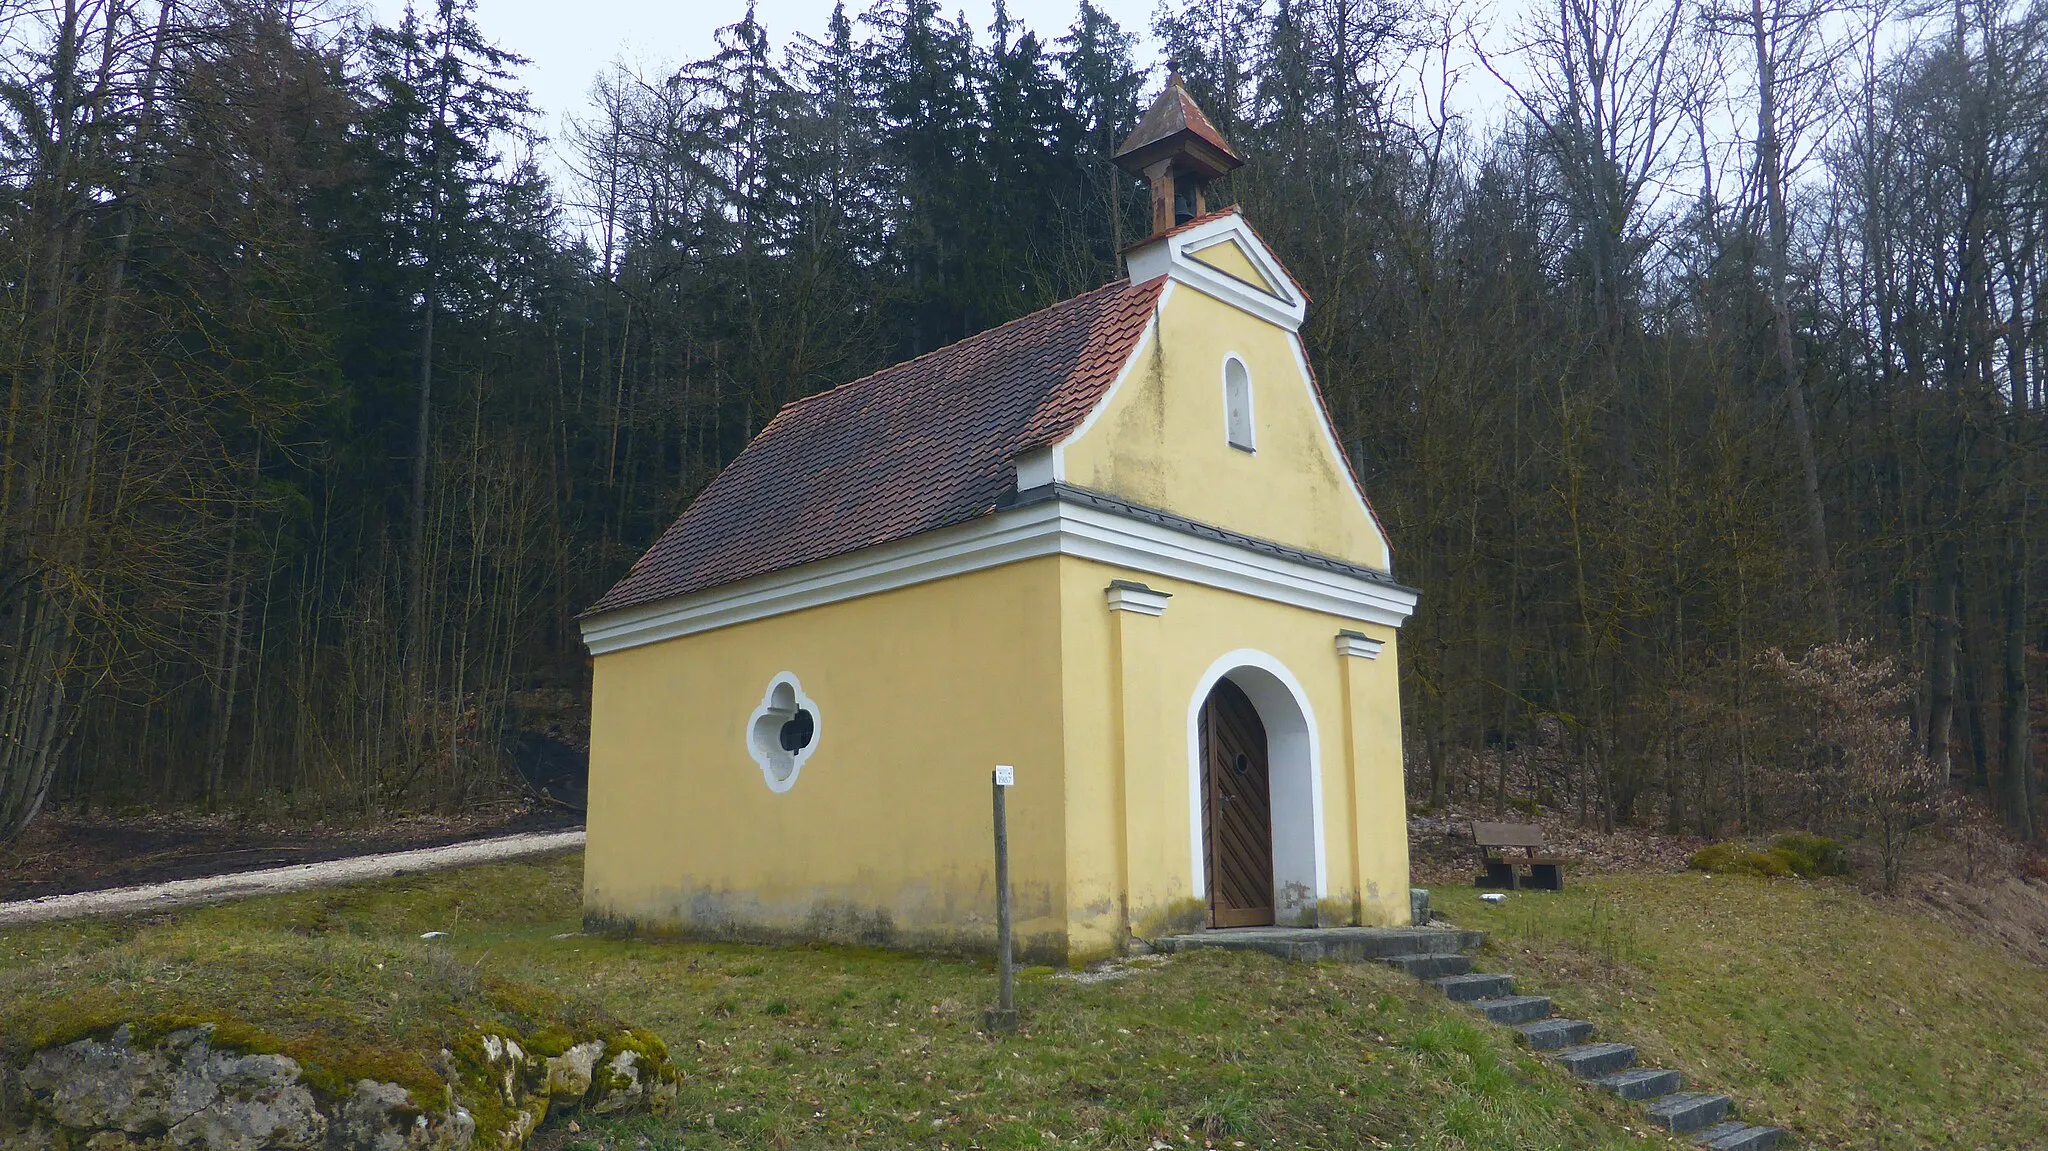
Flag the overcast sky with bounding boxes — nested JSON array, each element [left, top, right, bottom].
[[365, 0, 1169, 147]]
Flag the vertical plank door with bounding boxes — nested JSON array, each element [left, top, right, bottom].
[[1200, 678, 1275, 927]]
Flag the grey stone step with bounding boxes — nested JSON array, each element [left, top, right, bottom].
[[1515, 1018, 1594, 1050], [1432, 972, 1514, 1001], [1152, 926, 1484, 962], [1694, 1122, 1783, 1151], [1648, 1092, 1732, 1134], [1593, 1067, 1683, 1101], [1379, 952, 1472, 978], [1473, 995, 1552, 1025], [1555, 1041, 1636, 1078]]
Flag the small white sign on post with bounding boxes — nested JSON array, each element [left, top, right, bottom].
[[994, 764, 1015, 787]]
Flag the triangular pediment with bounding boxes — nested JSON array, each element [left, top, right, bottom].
[[1188, 237, 1281, 296], [1124, 210, 1307, 332]]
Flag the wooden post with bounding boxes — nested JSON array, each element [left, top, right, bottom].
[[986, 764, 1019, 1033]]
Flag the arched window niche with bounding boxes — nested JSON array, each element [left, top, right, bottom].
[[1223, 356, 1256, 452]]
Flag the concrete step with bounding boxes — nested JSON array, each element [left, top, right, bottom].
[[1694, 1122, 1783, 1151], [1380, 952, 1472, 978], [1152, 926, 1485, 963], [1648, 1092, 1732, 1134], [1432, 972, 1514, 1001], [1555, 1041, 1636, 1078], [1473, 995, 1552, 1025], [1593, 1067, 1683, 1101], [1515, 1018, 1594, 1050]]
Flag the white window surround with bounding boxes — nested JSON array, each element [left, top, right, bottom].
[[746, 673, 820, 793], [580, 493, 1418, 655], [1223, 354, 1255, 452], [1186, 649, 1326, 915]]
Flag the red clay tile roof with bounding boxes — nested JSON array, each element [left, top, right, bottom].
[[585, 277, 1166, 617]]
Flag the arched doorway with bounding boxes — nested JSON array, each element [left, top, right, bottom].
[[1199, 679, 1275, 926], [1187, 651, 1325, 929]]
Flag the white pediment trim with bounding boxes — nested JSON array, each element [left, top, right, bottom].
[[580, 493, 1418, 656], [1123, 212, 1307, 333]]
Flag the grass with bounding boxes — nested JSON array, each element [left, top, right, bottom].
[[0, 853, 1659, 1151], [1436, 873, 2048, 1150], [14, 854, 2041, 1150], [0, 859, 663, 1131]]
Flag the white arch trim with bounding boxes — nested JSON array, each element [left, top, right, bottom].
[[1185, 648, 1327, 919]]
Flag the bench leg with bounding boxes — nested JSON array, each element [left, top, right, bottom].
[[1531, 863, 1562, 891], [1477, 860, 1515, 889]]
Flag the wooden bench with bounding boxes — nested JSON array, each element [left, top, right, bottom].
[[1473, 821, 1567, 891]]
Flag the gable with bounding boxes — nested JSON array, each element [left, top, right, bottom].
[[1188, 237, 1280, 296], [1049, 228, 1390, 574]]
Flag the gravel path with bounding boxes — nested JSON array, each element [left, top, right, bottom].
[[0, 829, 585, 928]]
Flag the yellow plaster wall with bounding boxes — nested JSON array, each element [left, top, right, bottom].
[[1057, 556, 1411, 946], [582, 557, 1073, 960], [1187, 239, 1279, 295], [1060, 286, 1391, 571]]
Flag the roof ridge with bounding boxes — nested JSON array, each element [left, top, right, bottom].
[[773, 279, 1136, 417]]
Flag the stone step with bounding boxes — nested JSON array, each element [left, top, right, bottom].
[[1152, 926, 1486, 963], [1380, 952, 1472, 978], [1473, 995, 1552, 1025], [1593, 1067, 1683, 1101], [1515, 1018, 1595, 1050], [1555, 1041, 1636, 1078], [1432, 972, 1514, 1001], [1694, 1122, 1783, 1151], [1648, 1092, 1732, 1134]]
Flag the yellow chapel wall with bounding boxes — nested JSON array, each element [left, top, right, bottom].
[[1057, 555, 1411, 958], [1187, 239, 1279, 294], [1059, 285, 1391, 572], [582, 556, 1074, 961]]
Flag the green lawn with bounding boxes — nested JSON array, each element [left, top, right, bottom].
[[1435, 874, 2048, 1150], [7, 857, 2042, 1150], [0, 854, 1656, 1151]]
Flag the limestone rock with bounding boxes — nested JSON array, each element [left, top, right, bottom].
[[17, 1026, 323, 1151], [543, 1042, 604, 1100]]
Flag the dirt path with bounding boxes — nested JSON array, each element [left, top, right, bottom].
[[0, 829, 585, 928]]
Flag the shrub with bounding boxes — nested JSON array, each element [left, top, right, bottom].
[[1771, 832, 1849, 877], [1688, 842, 1794, 878]]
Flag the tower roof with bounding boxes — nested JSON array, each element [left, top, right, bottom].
[[1113, 74, 1243, 180]]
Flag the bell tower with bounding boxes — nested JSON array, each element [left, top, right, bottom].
[[1113, 74, 1244, 238]]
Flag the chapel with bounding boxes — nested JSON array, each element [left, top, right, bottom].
[[577, 78, 1419, 963]]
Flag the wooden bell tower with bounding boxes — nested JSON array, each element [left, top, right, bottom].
[[1113, 75, 1245, 238]]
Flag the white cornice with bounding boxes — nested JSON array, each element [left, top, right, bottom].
[[1335, 630, 1385, 659], [1124, 213, 1306, 333], [1104, 580, 1171, 616], [581, 494, 1418, 656]]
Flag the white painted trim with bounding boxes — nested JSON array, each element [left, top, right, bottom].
[[1014, 448, 1060, 489], [1336, 631, 1384, 659], [1222, 352, 1255, 452], [1124, 214, 1306, 332], [1185, 650, 1327, 918], [1104, 581, 1170, 615], [579, 496, 1418, 655], [1185, 235, 1286, 299], [746, 672, 820, 793]]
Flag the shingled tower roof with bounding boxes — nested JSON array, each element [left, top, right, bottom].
[[585, 277, 1166, 618], [1112, 73, 1243, 181]]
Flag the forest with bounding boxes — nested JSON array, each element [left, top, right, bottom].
[[1, 0, 2044, 849]]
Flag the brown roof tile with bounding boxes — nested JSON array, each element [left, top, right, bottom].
[[1113, 74, 1243, 179], [586, 277, 1166, 617]]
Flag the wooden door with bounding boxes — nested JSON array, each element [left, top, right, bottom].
[[1200, 678, 1274, 927]]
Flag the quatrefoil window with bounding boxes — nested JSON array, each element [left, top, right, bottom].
[[747, 673, 820, 793]]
